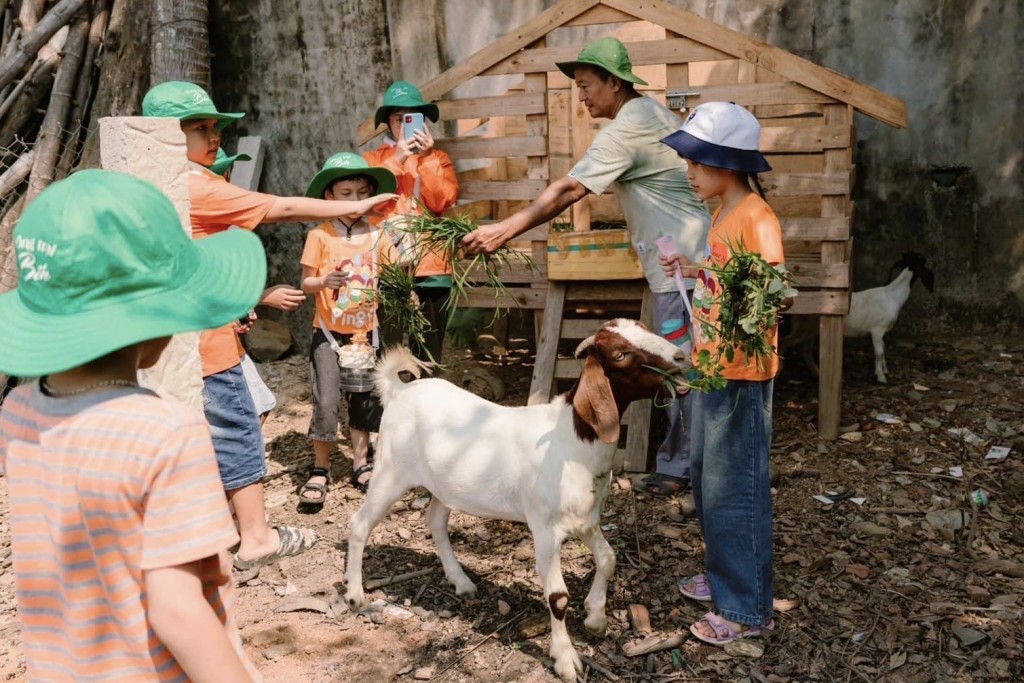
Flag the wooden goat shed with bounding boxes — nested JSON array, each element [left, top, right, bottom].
[[358, 0, 907, 447]]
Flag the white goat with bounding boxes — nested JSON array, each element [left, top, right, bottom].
[[779, 252, 933, 383], [344, 319, 690, 682], [845, 251, 933, 383]]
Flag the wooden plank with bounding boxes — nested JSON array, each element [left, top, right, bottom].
[[787, 290, 848, 315], [570, 79, 592, 230], [524, 46, 550, 185], [764, 153, 824, 173], [687, 82, 837, 108], [560, 318, 603, 339], [780, 216, 849, 241], [622, 287, 654, 472], [482, 38, 730, 76], [564, 280, 647, 301], [563, 4, 636, 25], [457, 258, 545, 284], [529, 282, 568, 404], [817, 103, 851, 440], [555, 358, 583, 379], [665, 30, 689, 118], [759, 125, 850, 153], [458, 286, 546, 309], [459, 179, 549, 201], [785, 260, 849, 288], [437, 92, 546, 120], [760, 171, 849, 196], [435, 135, 547, 160], [603, 0, 907, 128], [357, 0, 601, 142]]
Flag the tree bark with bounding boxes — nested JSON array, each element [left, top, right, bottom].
[[150, 0, 209, 87]]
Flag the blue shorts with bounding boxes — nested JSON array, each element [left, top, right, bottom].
[[202, 364, 267, 491]]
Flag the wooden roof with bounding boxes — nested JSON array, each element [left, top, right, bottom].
[[358, 0, 906, 144]]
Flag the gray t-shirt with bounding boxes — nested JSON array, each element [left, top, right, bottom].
[[569, 96, 711, 293]]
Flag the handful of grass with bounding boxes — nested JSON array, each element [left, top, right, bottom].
[[687, 243, 796, 392], [373, 259, 435, 363], [394, 208, 536, 322]]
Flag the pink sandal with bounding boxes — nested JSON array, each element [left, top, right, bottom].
[[678, 574, 712, 602], [689, 612, 774, 646]]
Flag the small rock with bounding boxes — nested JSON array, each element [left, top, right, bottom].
[[475, 528, 491, 541], [855, 522, 892, 538], [615, 476, 632, 491], [679, 493, 696, 515], [397, 664, 413, 676], [840, 431, 863, 443], [907, 390, 924, 403], [965, 585, 990, 605], [397, 527, 412, 540], [922, 417, 942, 429], [498, 600, 511, 616], [952, 626, 987, 647], [938, 399, 958, 413], [983, 382, 1005, 395], [438, 610, 455, 619], [246, 319, 293, 362], [937, 370, 956, 381], [262, 643, 297, 660], [413, 666, 434, 680], [909, 422, 923, 433], [411, 496, 431, 510], [724, 639, 764, 658], [513, 542, 533, 561]]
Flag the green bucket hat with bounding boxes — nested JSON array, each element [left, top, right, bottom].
[[142, 80, 245, 130], [304, 152, 398, 199], [208, 147, 252, 176], [555, 37, 649, 86], [373, 80, 440, 129], [0, 170, 267, 377]]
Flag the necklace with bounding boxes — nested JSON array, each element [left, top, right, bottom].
[[40, 377, 139, 397]]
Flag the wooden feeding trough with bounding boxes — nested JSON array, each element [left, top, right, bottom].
[[357, 0, 907, 460]]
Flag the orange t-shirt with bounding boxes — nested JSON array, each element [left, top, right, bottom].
[[363, 142, 458, 277], [187, 164, 276, 377], [300, 220, 393, 335], [691, 193, 785, 381], [0, 384, 261, 682]]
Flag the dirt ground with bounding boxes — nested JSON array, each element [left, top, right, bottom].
[[1, 331, 1023, 683]]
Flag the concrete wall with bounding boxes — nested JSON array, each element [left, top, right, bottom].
[[209, 0, 1023, 342]]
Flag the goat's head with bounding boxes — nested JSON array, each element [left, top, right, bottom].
[[569, 319, 692, 444], [888, 251, 934, 293]]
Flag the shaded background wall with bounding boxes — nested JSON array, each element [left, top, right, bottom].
[[208, 0, 1023, 346]]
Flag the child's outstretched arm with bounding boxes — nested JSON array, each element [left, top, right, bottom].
[[265, 193, 397, 223], [300, 264, 345, 294], [147, 561, 255, 682]]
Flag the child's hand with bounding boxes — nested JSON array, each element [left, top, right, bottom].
[[659, 252, 698, 279], [235, 309, 256, 334], [261, 284, 306, 312], [323, 270, 346, 290], [357, 194, 398, 215]]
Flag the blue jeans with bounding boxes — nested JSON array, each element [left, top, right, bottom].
[[691, 379, 774, 627], [651, 290, 693, 480], [202, 364, 267, 491]]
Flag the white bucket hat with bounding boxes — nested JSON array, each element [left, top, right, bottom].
[[660, 101, 771, 173]]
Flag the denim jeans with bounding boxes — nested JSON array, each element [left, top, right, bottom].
[[691, 378, 774, 627], [201, 364, 267, 491], [651, 290, 693, 480]]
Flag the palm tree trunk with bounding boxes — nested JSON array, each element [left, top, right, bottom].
[[150, 0, 208, 87]]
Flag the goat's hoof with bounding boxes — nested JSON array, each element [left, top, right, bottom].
[[876, 376, 888, 384], [344, 588, 366, 611], [584, 613, 607, 636], [454, 580, 477, 598], [553, 651, 584, 682]]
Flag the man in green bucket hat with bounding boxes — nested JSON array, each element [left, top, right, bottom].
[[463, 36, 711, 499]]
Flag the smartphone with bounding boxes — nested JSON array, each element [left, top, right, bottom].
[[402, 112, 425, 151]]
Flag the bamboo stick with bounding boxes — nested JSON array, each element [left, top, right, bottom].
[[0, 25, 66, 133], [0, 0, 90, 93], [18, 0, 46, 34], [25, 15, 89, 204], [55, 0, 109, 180], [0, 148, 33, 197], [0, 193, 27, 294]]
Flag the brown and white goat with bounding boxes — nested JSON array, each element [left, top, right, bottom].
[[344, 319, 690, 682]]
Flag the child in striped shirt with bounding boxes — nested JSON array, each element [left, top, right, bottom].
[[0, 171, 266, 681]]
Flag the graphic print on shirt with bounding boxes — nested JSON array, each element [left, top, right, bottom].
[[332, 252, 376, 331]]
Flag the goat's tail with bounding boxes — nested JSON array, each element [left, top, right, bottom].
[[374, 345, 432, 406]]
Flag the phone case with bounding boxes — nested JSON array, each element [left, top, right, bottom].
[[402, 112, 425, 142]]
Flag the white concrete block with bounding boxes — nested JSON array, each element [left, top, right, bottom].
[[99, 116, 204, 414]]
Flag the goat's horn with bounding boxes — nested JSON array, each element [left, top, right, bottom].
[[574, 335, 596, 358]]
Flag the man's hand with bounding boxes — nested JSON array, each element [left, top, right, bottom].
[[410, 127, 434, 155], [461, 222, 512, 256], [260, 284, 306, 312], [659, 252, 699, 279]]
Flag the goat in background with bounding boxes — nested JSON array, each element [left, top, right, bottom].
[[779, 251, 934, 383], [344, 319, 691, 682]]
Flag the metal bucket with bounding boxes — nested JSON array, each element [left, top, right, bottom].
[[338, 365, 375, 393]]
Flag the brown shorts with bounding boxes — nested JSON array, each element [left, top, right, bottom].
[[308, 329, 382, 440]]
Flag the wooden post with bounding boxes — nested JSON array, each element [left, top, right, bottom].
[[229, 135, 265, 191], [817, 103, 850, 440], [569, 78, 590, 230], [529, 281, 566, 405], [620, 288, 654, 471]]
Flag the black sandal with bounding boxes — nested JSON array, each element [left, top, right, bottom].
[[349, 462, 374, 493], [298, 467, 330, 507], [641, 473, 689, 497]]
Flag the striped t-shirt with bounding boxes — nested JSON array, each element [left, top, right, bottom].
[[0, 382, 260, 682]]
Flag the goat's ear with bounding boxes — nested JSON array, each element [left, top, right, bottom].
[[573, 354, 620, 444], [574, 335, 596, 359]]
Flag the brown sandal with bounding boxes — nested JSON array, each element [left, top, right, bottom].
[[298, 467, 330, 507]]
